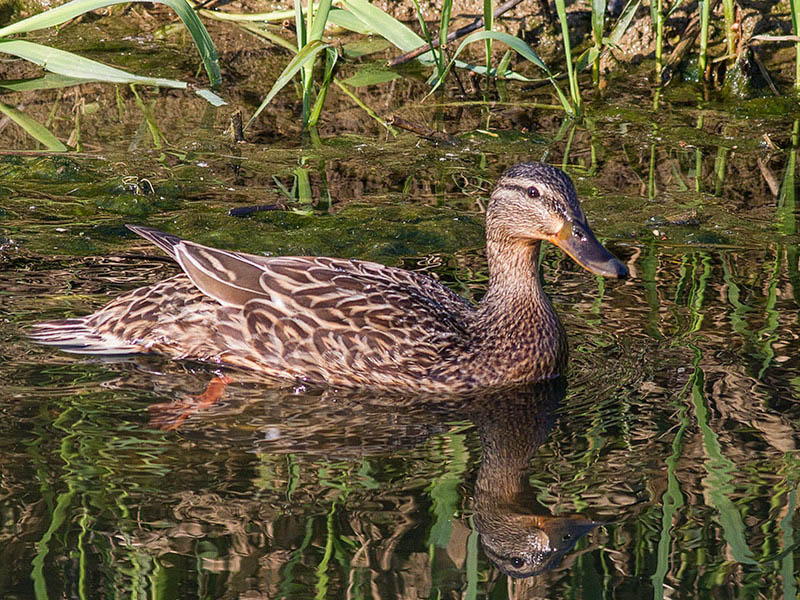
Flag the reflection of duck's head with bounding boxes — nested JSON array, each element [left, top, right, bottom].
[[470, 379, 598, 579], [478, 513, 599, 578]]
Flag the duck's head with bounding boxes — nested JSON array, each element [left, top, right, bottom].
[[487, 162, 628, 278]]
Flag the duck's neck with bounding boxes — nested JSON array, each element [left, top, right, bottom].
[[475, 234, 567, 383], [481, 234, 546, 307]]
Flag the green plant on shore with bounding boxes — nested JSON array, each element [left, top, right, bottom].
[[792, 0, 800, 90], [410, 0, 452, 84], [245, 0, 338, 130], [578, 0, 641, 86], [0, 0, 222, 97], [0, 0, 224, 149]]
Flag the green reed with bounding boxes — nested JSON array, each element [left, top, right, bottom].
[[722, 0, 736, 59], [792, 0, 800, 89], [247, 0, 336, 130], [690, 353, 758, 565], [651, 0, 664, 79], [483, 0, 494, 89], [698, 0, 711, 79], [0, 0, 224, 148], [553, 0, 582, 115], [590, 0, 605, 84], [0, 0, 221, 94]]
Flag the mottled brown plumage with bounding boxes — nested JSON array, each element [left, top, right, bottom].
[[29, 163, 627, 392]]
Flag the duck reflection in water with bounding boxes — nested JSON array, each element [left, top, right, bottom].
[[469, 377, 599, 579], [142, 369, 598, 581]]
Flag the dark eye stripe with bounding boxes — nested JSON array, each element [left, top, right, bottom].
[[501, 183, 531, 194]]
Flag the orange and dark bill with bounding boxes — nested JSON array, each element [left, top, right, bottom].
[[550, 220, 628, 279]]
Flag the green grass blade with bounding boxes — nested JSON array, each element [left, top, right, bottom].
[[197, 7, 295, 22], [483, 0, 493, 79], [411, 0, 442, 73], [245, 39, 331, 129], [554, 0, 581, 113], [0, 39, 187, 87], [439, 0, 452, 55], [294, 0, 306, 50], [325, 7, 374, 34], [0, 0, 221, 86], [334, 80, 397, 134], [791, 0, 800, 89], [339, 0, 427, 55], [576, 47, 600, 72], [698, 0, 710, 77], [606, 0, 641, 46], [307, 45, 338, 128], [446, 31, 552, 76], [308, 0, 333, 42], [339, 64, 400, 86], [591, 0, 606, 45], [0, 0, 115, 35], [428, 30, 573, 114], [0, 101, 68, 150], [157, 0, 220, 85], [0, 73, 92, 91]]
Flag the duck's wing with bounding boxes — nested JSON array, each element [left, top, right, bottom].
[[129, 225, 274, 307], [236, 255, 476, 385], [132, 227, 476, 384]]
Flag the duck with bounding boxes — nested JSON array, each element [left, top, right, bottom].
[[29, 162, 627, 392]]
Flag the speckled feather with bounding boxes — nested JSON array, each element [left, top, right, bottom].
[[29, 163, 626, 392]]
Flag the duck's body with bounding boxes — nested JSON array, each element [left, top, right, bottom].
[[30, 163, 627, 392]]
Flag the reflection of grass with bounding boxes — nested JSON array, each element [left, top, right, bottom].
[[778, 464, 798, 600], [427, 427, 470, 549], [673, 251, 711, 335], [689, 347, 757, 566], [26, 388, 174, 599], [651, 369, 689, 598]]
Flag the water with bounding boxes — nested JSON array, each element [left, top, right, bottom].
[[1, 24, 800, 599]]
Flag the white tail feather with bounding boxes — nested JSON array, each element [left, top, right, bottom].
[[28, 319, 141, 355]]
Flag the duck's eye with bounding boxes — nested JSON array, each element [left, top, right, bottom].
[[510, 557, 525, 569], [527, 186, 540, 198]]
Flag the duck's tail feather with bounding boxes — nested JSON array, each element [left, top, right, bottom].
[[28, 318, 142, 355], [126, 225, 183, 261]]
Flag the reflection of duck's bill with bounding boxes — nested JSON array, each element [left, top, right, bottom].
[[550, 220, 629, 279]]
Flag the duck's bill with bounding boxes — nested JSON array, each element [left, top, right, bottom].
[[550, 221, 628, 279]]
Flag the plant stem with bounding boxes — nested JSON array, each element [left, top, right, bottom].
[[792, 0, 800, 90], [722, 0, 735, 60], [554, 0, 581, 115], [698, 0, 710, 80], [483, 0, 493, 91], [654, 0, 663, 79]]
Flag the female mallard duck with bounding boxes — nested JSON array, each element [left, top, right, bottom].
[[30, 163, 627, 392]]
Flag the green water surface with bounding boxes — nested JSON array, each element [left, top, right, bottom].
[[1, 19, 800, 600]]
